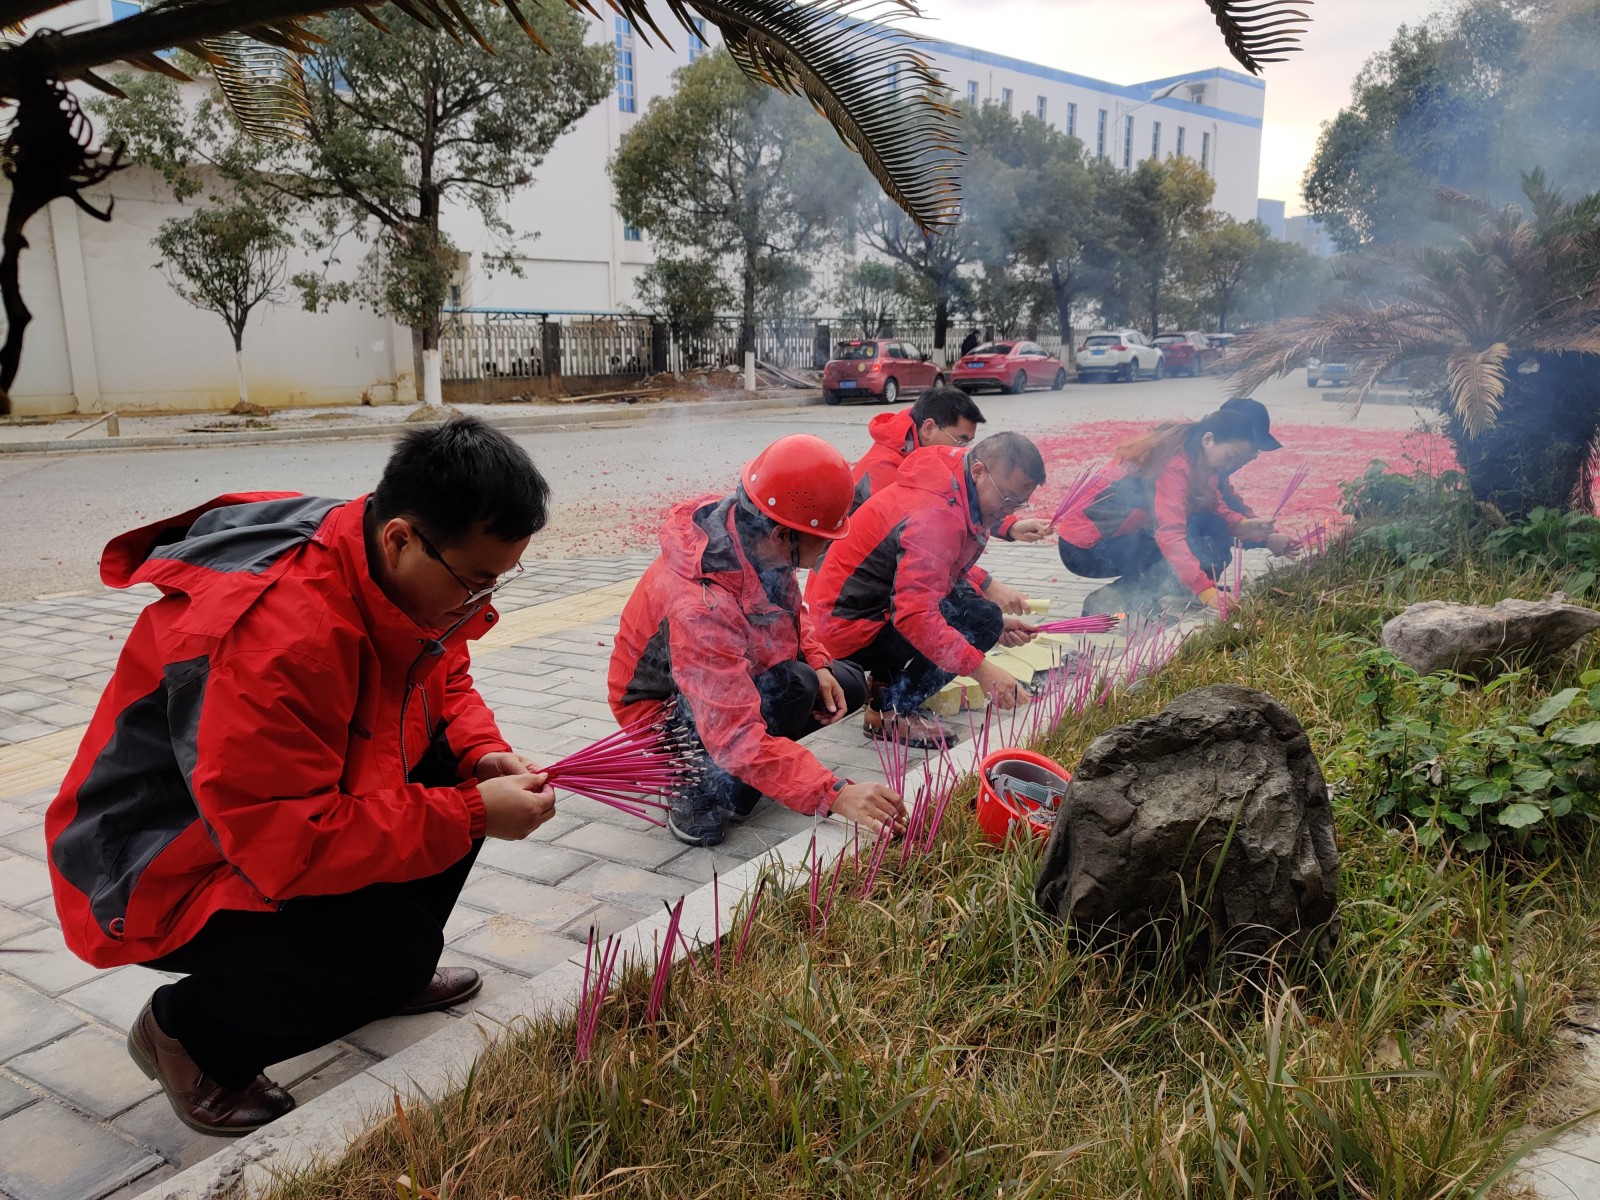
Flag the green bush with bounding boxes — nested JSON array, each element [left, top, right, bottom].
[[1329, 637, 1600, 852]]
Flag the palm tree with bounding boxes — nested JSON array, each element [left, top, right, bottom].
[[1229, 174, 1600, 517], [0, 0, 1313, 413]]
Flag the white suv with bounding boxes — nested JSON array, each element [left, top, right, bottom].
[[1076, 330, 1166, 383]]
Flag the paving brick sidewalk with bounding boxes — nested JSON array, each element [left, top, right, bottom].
[[0, 539, 1205, 1200]]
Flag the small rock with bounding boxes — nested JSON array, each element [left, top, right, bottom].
[[1381, 596, 1600, 676], [1036, 684, 1339, 971]]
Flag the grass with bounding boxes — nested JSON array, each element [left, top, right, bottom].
[[264, 529, 1600, 1200]]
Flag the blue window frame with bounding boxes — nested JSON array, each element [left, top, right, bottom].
[[1201, 130, 1211, 172], [615, 18, 636, 113], [1151, 121, 1161, 159], [1096, 109, 1107, 159], [1036, 95, 1046, 122], [1000, 87, 1012, 112], [1122, 114, 1133, 169], [688, 18, 707, 63], [966, 80, 979, 105], [623, 224, 642, 242], [1176, 126, 1186, 157], [1067, 101, 1077, 138]]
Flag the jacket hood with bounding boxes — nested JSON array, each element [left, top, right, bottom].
[[866, 408, 917, 456], [657, 492, 789, 616]]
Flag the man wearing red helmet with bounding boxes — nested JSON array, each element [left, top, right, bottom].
[[609, 434, 907, 847]]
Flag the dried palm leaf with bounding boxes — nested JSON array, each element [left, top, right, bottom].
[[192, 32, 309, 141], [1444, 344, 1508, 438], [1202, 0, 1313, 73]]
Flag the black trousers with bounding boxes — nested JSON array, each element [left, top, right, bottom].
[[672, 660, 868, 817], [1058, 510, 1234, 586], [843, 585, 1004, 715], [145, 733, 477, 1087]]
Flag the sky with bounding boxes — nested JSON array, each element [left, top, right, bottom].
[[925, 0, 1442, 214]]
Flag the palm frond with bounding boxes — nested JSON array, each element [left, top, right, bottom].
[[1445, 343, 1508, 438], [193, 32, 309, 141], [1202, 0, 1313, 73], [680, 0, 959, 230]]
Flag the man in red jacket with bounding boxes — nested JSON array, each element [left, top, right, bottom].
[[610, 434, 906, 848], [46, 418, 556, 1136], [808, 432, 1047, 748]]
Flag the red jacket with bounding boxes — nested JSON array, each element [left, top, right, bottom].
[[1058, 453, 1244, 595], [852, 408, 995, 584], [46, 494, 507, 969], [807, 445, 991, 678], [608, 494, 843, 815]]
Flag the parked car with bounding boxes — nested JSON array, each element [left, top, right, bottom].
[[1306, 357, 1353, 388], [822, 339, 943, 406], [951, 340, 1068, 395], [1206, 332, 1238, 356], [1075, 330, 1166, 382], [1153, 331, 1221, 377]]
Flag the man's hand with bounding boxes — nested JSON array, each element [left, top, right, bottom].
[[479, 772, 557, 840], [475, 751, 539, 781], [831, 782, 907, 837], [813, 667, 848, 726], [1236, 517, 1275, 542], [984, 579, 1031, 614], [1006, 518, 1053, 543], [1197, 587, 1224, 612], [1264, 532, 1298, 557], [975, 661, 1030, 709], [999, 613, 1039, 648]]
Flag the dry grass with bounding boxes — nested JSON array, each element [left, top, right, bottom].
[[262, 538, 1600, 1200]]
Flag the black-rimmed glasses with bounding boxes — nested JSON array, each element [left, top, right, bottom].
[[412, 526, 524, 605]]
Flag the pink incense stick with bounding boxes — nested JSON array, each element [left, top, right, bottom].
[[1049, 463, 1109, 529], [541, 710, 699, 827], [1271, 462, 1312, 519], [734, 877, 767, 964], [712, 870, 721, 979], [646, 897, 686, 1022], [1034, 614, 1121, 635], [575, 927, 621, 1062]]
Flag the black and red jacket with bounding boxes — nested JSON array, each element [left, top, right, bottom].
[[852, 407, 998, 582], [46, 494, 508, 969], [806, 445, 991, 678], [608, 494, 843, 815], [1058, 453, 1245, 595]]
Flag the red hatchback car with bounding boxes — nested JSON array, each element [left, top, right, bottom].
[[952, 340, 1068, 395], [822, 339, 943, 406], [1153, 331, 1222, 377]]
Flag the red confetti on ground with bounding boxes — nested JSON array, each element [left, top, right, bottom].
[[1030, 420, 1458, 536]]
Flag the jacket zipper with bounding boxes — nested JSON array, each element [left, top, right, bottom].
[[399, 608, 480, 778]]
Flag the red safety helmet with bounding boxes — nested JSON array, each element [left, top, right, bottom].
[[976, 748, 1071, 846], [742, 434, 853, 540]]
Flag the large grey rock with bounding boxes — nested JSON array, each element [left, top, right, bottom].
[[1036, 685, 1339, 969], [1380, 597, 1600, 676]]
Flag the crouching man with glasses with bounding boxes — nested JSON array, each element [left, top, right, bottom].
[[46, 417, 554, 1136]]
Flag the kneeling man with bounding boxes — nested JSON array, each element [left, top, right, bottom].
[[609, 434, 905, 848]]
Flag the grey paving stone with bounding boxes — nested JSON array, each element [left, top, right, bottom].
[[554, 821, 685, 870], [112, 1094, 225, 1174], [0, 822, 48, 860], [559, 903, 649, 942], [21, 898, 58, 928], [550, 697, 617, 722], [0, 905, 46, 945], [0, 977, 82, 1059], [9, 1027, 159, 1119], [0, 927, 100, 995], [101, 1164, 178, 1200], [0, 692, 55, 715], [0, 723, 57, 746], [342, 1009, 455, 1059], [58, 966, 168, 1033], [449, 915, 582, 977], [28, 704, 96, 727], [523, 811, 588, 844], [442, 902, 488, 942], [457, 870, 598, 931], [656, 849, 748, 886], [0, 850, 52, 905], [476, 837, 592, 885], [0, 1097, 162, 1200], [290, 1048, 378, 1106], [0, 1071, 38, 1118], [482, 703, 581, 732], [265, 1041, 348, 1089], [561, 860, 696, 909]]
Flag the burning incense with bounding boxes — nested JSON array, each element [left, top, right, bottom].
[[1033, 614, 1121, 635], [1271, 462, 1312, 519], [575, 927, 621, 1062], [645, 897, 686, 1022], [1049, 463, 1108, 529]]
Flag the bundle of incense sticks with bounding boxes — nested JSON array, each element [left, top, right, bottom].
[[1033, 614, 1121, 635], [873, 719, 912, 792], [645, 896, 687, 1022], [856, 818, 895, 897], [1288, 521, 1332, 556], [734, 876, 767, 964], [540, 711, 698, 826], [1049, 463, 1109, 529], [1271, 462, 1313, 519], [575, 927, 621, 1062]]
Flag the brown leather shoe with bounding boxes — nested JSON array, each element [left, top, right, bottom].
[[127, 1000, 295, 1137], [396, 967, 482, 1015]]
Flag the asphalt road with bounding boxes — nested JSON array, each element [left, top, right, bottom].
[[0, 372, 1430, 602]]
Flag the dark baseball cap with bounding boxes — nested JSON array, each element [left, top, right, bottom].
[[1219, 396, 1282, 451]]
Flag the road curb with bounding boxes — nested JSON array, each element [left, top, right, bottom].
[[0, 392, 822, 456]]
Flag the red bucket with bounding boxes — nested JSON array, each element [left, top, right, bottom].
[[976, 749, 1071, 845]]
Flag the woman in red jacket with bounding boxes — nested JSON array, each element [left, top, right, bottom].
[[1056, 409, 1278, 616]]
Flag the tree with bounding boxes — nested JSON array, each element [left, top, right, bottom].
[[153, 203, 291, 411], [0, 0, 973, 414], [1182, 216, 1267, 332], [611, 49, 852, 358], [834, 261, 906, 339], [1117, 156, 1215, 336], [635, 256, 731, 345], [855, 190, 973, 355], [96, 2, 614, 410], [1235, 235, 1337, 325], [1231, 175, 1600, 516]]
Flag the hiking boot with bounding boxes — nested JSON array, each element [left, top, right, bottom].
[[667, 800, 727, 847], [862, 704, 955, 750]]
